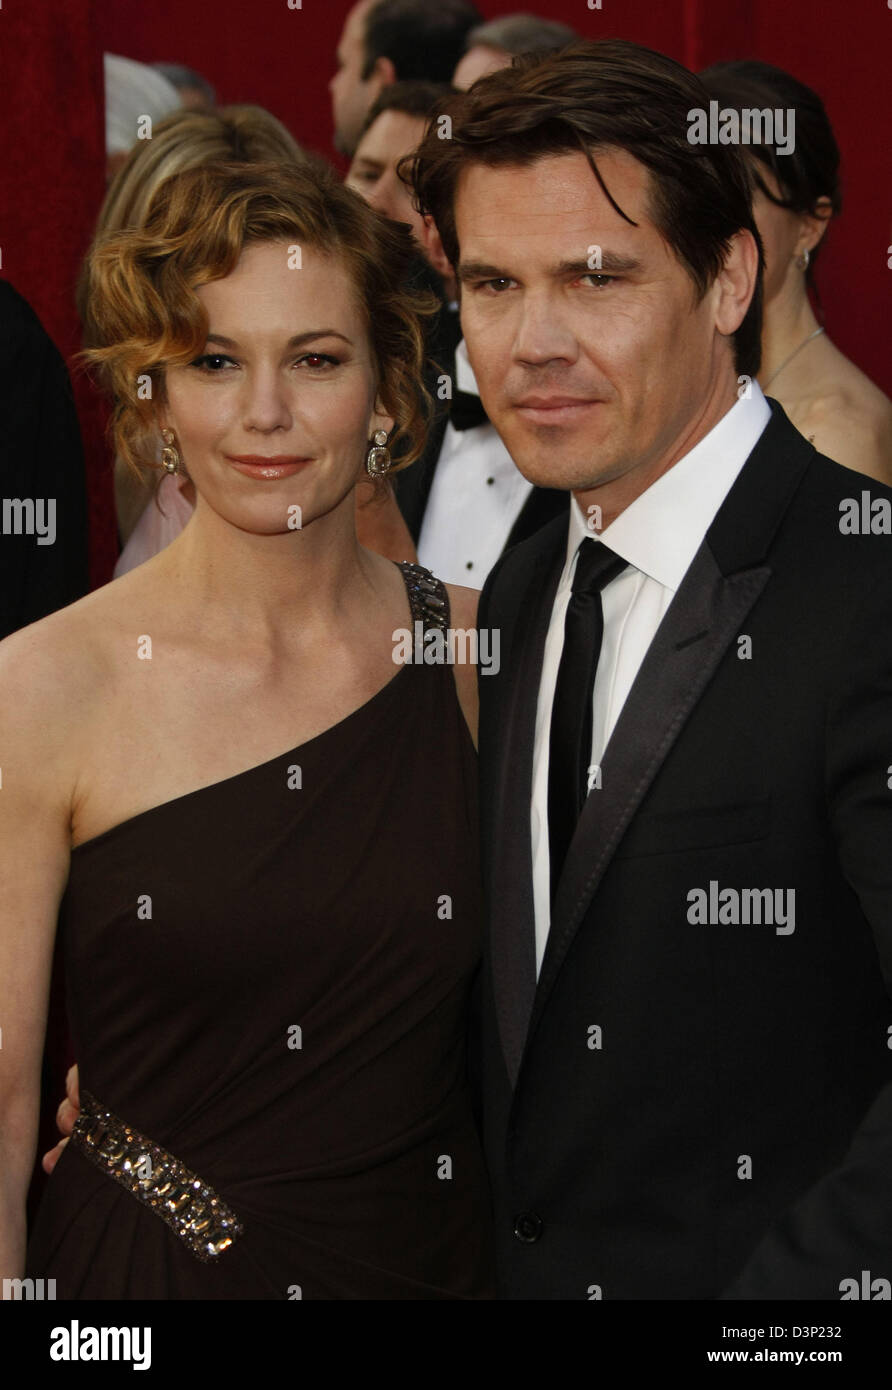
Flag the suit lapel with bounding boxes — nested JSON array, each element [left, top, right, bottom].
[[506, 486, 569, 550], [528, 542, 771, 1043], [487, 528, 565, 1087], [516, 399, 815, 1070]]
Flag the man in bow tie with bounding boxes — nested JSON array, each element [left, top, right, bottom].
[[408, 38, 892, 1299]]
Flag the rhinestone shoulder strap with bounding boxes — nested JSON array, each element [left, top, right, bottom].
[[397, 561, 450, 633]]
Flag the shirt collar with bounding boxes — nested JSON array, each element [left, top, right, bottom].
[[454, 338, 480, 397], [565, 382, 771, 590]]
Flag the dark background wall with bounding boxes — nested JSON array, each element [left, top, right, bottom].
[[2, 0, 890, 587]]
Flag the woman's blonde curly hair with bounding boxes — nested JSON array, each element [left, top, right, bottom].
[[77, 155, 436, 485]]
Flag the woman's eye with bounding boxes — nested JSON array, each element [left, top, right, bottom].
[[191, 353, 235, 372], [298, 353, 339, 369]]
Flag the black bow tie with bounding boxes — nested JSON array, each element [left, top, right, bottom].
[[450, 385, 490, 431]]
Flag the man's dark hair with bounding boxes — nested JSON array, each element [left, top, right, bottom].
[[361, 0, 482, 83], [463, 13, 577, 58], [359, 81, 453, 143], [699, 59, 841, 290], [406, 39, 765, 377]]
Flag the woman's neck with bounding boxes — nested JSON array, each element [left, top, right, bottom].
[[759, 280, 821, 389], [155, 490, 378, 647]]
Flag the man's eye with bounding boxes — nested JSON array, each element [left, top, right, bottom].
[[191, 354, 235, 372], [480, 278, 515, 293], [581, 274, 616, 289]]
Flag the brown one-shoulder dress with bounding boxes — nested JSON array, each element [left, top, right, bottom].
[[26, 563, 496, 1299]]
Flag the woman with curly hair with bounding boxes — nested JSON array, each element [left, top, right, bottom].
[[79, 103, 309, 554], [0, 158, 494, 1298]]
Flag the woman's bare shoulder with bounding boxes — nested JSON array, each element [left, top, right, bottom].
[[443, 582, 480, 633], [0, 573, 147, 742], [800, 367, 892, 483]]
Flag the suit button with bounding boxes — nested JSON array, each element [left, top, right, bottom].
[[514, 1211, 543, 1243]]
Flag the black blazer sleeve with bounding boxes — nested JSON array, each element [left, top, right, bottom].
[[722, 563, 892, 1298], [0, 281, 89, 638]]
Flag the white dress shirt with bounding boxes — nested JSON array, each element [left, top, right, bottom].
[[531, 384, 772, 974], [417, 339, 533, 589]]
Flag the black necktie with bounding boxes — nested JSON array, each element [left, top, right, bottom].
[[450, 385, 489, 431], [548, 539, 628, 900]]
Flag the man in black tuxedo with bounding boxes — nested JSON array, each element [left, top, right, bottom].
[[411, 40, 892, 1298]]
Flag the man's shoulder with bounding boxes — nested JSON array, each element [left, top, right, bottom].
[[483, 512, 567, 612], [712, 401, 891, 584], [781, 446, 892, 566]]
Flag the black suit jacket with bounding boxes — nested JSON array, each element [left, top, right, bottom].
[[476, 400, 892, 1299], [0, 280, 89, 638]]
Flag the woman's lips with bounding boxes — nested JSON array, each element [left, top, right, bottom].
[[225, 454, 313, 479]]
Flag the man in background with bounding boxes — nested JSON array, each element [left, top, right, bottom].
[[346, 81, 455, 300], [152, 62, 217, 111], [330, 0, 481, 156], [454, 12, 577, 90], [345, 81, 457, 562]]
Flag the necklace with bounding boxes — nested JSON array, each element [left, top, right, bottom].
[[762, 326, 825, 389]]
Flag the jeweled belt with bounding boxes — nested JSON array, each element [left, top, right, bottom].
[[69, 1090, 244, 1262]]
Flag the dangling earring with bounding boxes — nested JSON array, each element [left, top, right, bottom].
[[365, 429, 391, 477], [796, 247, 810, 272], [161, 428, 181, 475]]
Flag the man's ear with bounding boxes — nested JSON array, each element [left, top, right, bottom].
[[420, 215, 454, 283], [371, 55, 396, 89], [714, 228, 759, 338]]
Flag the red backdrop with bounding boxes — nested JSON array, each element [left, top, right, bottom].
[[2, 0, 890, 589]]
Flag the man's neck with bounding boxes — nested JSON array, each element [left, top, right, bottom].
[[573, 377, 741, 531]]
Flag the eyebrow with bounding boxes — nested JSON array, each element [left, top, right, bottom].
[[458, 253, 642, 283], [205, 330, 354, 349]]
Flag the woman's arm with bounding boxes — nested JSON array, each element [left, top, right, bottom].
[[444, 584, 480, 750], [0, 627, 74, 1284]]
